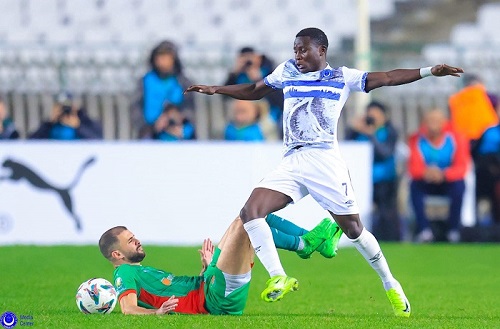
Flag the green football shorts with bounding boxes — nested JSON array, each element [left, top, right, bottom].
[[203, 248, 251, 315]]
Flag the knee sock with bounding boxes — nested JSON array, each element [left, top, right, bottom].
[[350, 228, 398, 290], [243, 218, 286, 277], [266, 213, 308, 251], [266, 213, 308, 236], [270, 227, 302, 251]]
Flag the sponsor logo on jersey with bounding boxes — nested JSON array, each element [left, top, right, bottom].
[[161, 274, 174, 286]]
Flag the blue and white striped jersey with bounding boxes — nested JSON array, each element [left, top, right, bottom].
[[264, 59, 368, 156]]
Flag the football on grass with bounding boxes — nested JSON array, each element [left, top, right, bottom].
[[76, 278, 117, 314]]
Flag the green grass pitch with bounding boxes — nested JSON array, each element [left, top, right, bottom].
[[1, 243, 499, 329]]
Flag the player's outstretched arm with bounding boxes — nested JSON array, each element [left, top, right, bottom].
[[184, 80, 274, 100], [365, 64, 464, 92], [119, 293, 178, 315]]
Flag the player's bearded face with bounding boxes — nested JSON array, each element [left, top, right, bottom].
[[124, 245, 146, 263]]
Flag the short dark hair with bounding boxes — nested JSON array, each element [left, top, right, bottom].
[[162, 102, 180, 113], [99, 226, 127, 261], [367, 101, 387, 113], [296, 28, 329, 49], [463, 73, 481, 86], [239, 47, 255, 54]]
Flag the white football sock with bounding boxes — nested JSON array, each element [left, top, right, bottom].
[[350, 228, 398, 290], [297, 237, 305, 251], [243, 218, 286, 277]]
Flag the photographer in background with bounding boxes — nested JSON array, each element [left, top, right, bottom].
[[0, 97, 19, 139], [139, 103, 195, 142], [29, 93, 103, 140], [346, 101, 401, 241], [130, 40, 194, 138], [225, 47, 284, 125]]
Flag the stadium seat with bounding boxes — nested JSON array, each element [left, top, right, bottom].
[[450, 23, 485, 47]]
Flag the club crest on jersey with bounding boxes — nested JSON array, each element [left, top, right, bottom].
[[319, 69, 334, 80]]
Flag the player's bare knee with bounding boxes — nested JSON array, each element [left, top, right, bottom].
[[343, 221, 364, 239], [239, 205, 257, 223], [231, 217, 243, 230], [333, 214, 364, 239]]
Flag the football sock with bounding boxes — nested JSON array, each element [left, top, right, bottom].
[[350, 228, 396, 289], [297, 237, 305, 251], [270, 227, 301, 251], [266, 213, 308, 236], [243, 218, 286, 277]]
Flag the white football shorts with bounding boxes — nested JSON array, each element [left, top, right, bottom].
[[256, 147, 359, 215]]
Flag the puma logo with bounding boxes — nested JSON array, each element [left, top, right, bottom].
[[0, 157, 96, 231]]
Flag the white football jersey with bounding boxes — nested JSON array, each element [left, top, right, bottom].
[[264, 59, 368, 156]]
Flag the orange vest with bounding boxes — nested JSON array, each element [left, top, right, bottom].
[[448, 84, 498, 140]]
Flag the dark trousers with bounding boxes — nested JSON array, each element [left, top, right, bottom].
[[372, 180, 401, 241], [410, 180, 465, 234], [475, 161, 500, 224]]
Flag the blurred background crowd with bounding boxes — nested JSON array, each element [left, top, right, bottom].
[[2, 0, 500, 243]]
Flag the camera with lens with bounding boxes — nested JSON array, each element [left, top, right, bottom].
[[243, 59, 253, 69], [365, 116, 375, 125], [61, 104, 72, 115], [167, 118, 182, 127]]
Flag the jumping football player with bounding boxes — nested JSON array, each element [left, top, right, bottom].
[[186, 27, 464, 316]]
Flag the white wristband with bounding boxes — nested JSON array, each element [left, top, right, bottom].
[[419, 66, 433, 78]]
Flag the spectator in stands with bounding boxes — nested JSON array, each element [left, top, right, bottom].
[[131, 41, 194, 137], [140, 103, 195, 142], [0, 98, 19, 139], [225, 47, 283, 125], [29, 93, 103, 140], [224, 100, 278, 142], [408, 108, 470, 243], [472, 94, 500, 225], [448, 74, 498, 146], [345, 101, 401, 241]]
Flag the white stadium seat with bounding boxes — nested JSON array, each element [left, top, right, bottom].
[[450, 23, 485, 47]]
